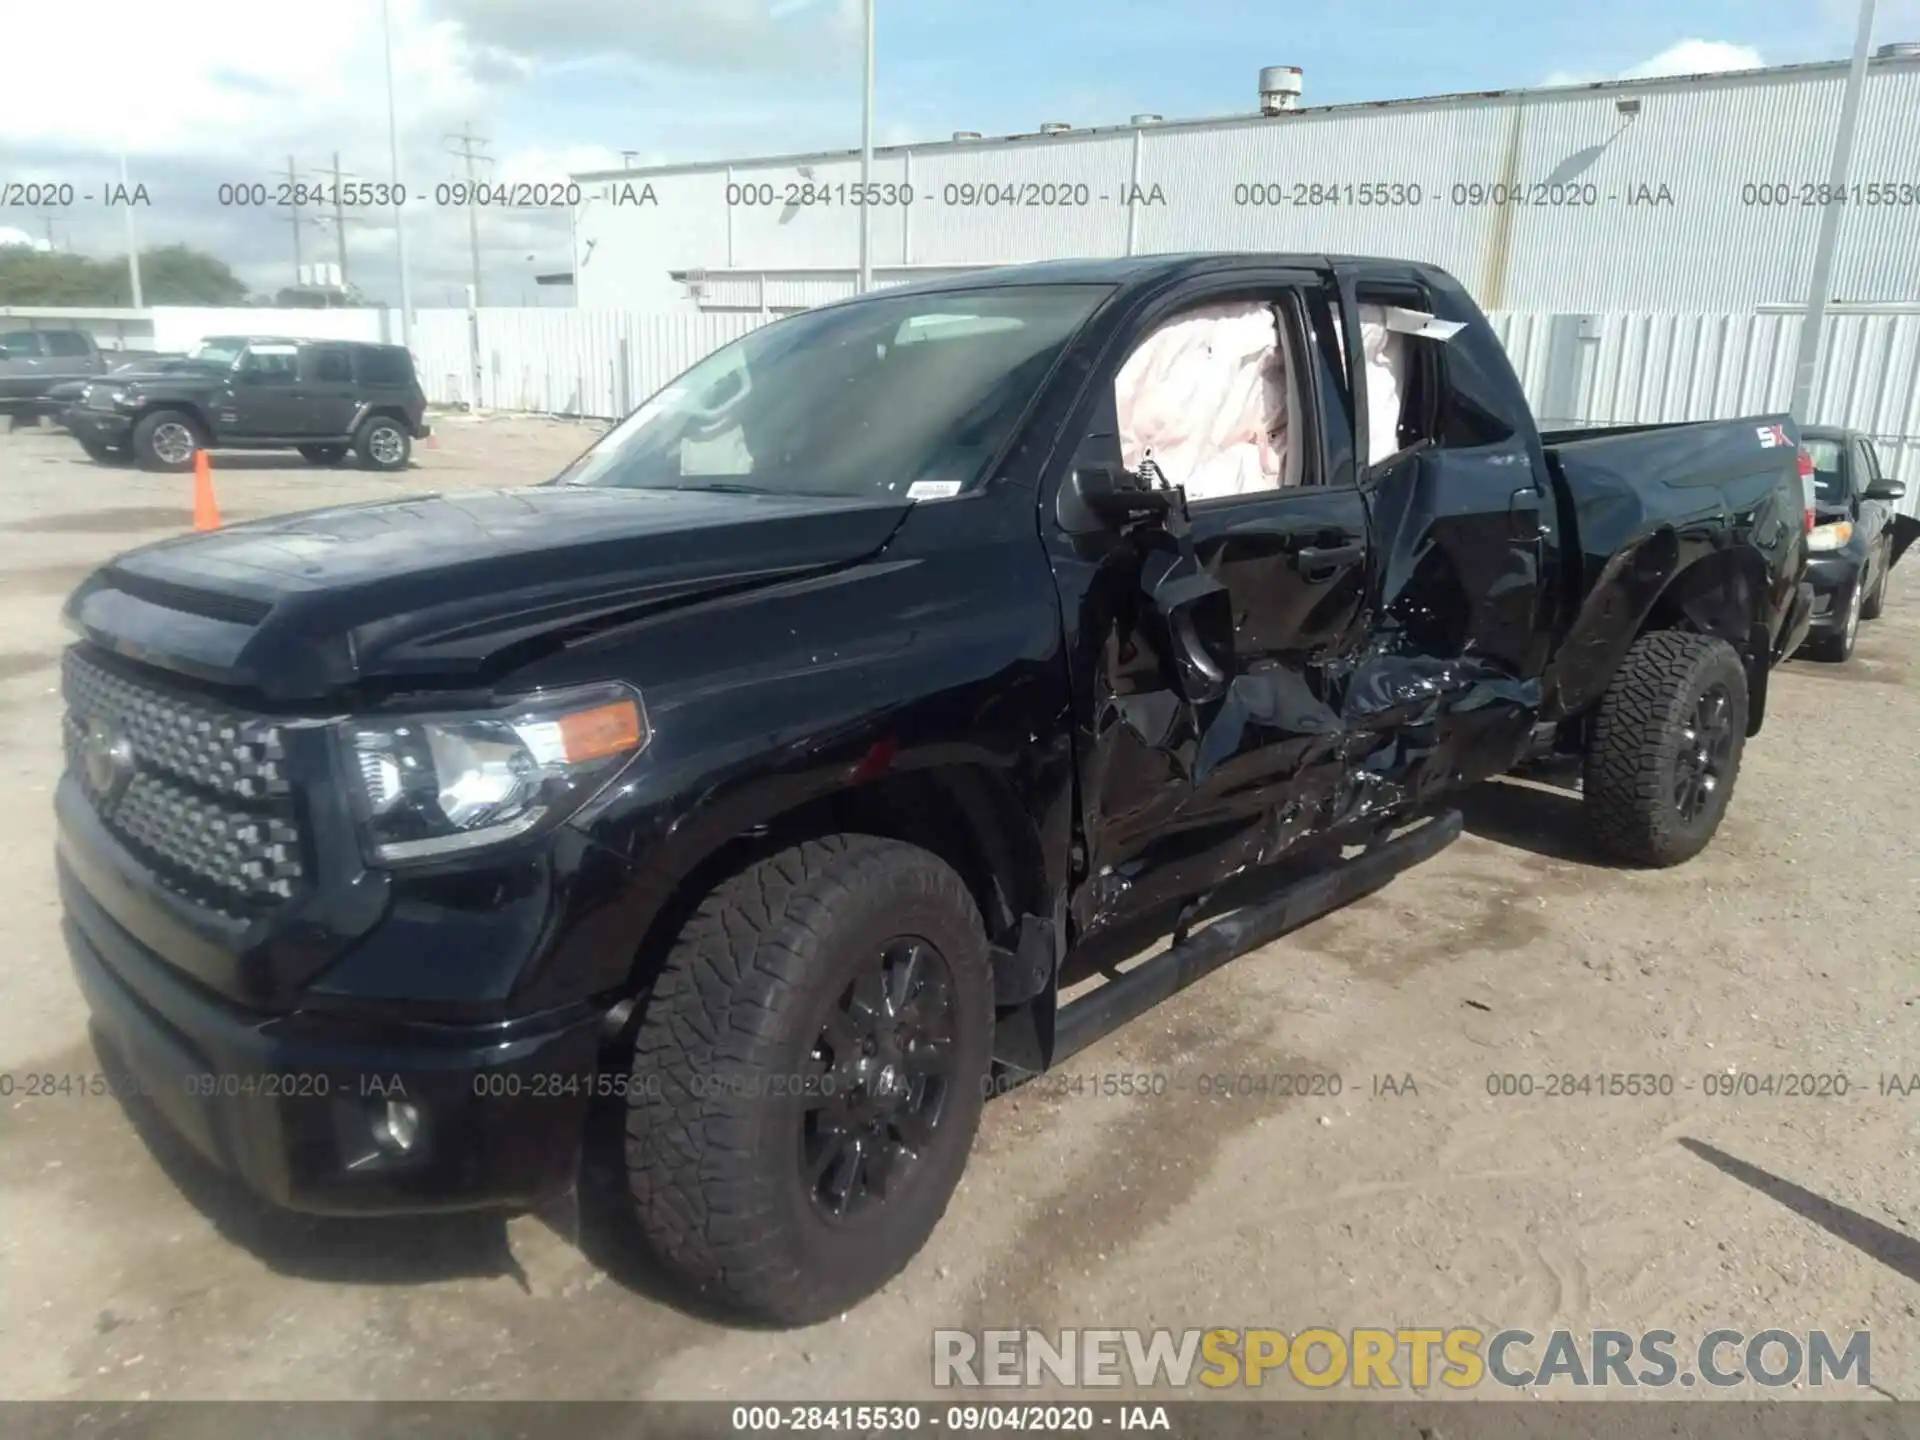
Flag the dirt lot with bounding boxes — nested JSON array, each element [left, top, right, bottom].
[[0, 414, 1915, 1404]]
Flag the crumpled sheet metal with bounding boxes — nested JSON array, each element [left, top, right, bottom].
[[1076, 622, 1540, 933]]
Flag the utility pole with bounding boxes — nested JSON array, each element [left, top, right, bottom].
[[857, 0, 875, 293], [380, 0, 413, 346], [282, 155, 304, 283], [445, 124, 492, 306], [326, 151, 350, 286], [1789, 0, 1878, 421], [120, 153, 143, 306]]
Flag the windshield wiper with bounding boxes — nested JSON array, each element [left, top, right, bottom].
[[656, 481, 779, 495]]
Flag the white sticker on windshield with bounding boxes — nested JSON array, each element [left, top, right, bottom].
[[907, 480, 963, 500]]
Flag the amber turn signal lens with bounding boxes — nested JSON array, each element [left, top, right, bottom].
[[555, 699, 647, 763]]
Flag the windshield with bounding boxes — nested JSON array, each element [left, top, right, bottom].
[[556, 284, 1110, 499], [187, 337, 249, 366], [1803, 438, 1846, 504]]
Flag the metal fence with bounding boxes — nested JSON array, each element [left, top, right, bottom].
[[403, 301, 1920, 516], [409, 308, 766, 420]]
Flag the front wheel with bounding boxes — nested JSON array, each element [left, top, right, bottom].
[[623, 835, 993, 1325], [131, 410, 201, 472], [354, 416, 411, 471], [1810, 579, 1863, 662], [1583, 631, 1749, 867], [1859, 558, 1889, 622]]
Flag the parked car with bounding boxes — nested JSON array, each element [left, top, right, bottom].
[[58, 255, 1813, 1325], [64, 335, 430, 471], [0, 328, 109, 414], [1795, 425, 1920, 660], [42, 353, 191, 431]]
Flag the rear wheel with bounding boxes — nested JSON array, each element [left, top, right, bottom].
[[354, 416, 411, 471], [131, 410, 201, 472], [623, 835, 992, 1325], [1584, 631, 1748, 867], [298, 443, 349, 466]]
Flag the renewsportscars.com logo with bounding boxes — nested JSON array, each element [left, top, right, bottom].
[[932, 1328, 1872, 1391]]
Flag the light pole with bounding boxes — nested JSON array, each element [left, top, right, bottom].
[[857, 0, 875, 294], [1788, 0, 1877, 422], [382, 0, 415, 348], [120, 153, 143, 307]]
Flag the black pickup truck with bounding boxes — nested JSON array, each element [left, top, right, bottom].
[[57, 255, 1812, 1325]]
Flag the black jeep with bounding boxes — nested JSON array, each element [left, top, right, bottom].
[[65, 335, 430, 473]]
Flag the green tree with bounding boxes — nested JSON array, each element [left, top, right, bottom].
[[0, 243, 245, 305]]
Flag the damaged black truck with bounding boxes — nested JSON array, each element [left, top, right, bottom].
[[58, 255, 1814, 1325]]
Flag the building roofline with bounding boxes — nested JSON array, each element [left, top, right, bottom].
[[573, 53, 1918, 183]]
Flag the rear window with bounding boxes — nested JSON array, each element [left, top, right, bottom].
[[356, 347, 415, 386], [1804, 438, 1846, 504]]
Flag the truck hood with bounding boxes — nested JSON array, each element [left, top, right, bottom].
[[65, 486, 913, 701], [98, 360, 228, 385]]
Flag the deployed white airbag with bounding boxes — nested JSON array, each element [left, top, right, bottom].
[[1115, 301, 1291, 501]]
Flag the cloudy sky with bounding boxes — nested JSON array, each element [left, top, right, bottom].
[[0, 0, 1908, 304]]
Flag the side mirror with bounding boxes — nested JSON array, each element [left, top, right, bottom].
[[1864, 479, 1907, 502], [1068, 461, 1178, 526]]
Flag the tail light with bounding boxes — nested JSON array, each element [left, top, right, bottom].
[[1797, 446, 1816, 532]]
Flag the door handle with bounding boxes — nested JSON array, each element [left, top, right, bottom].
[[1508, 486, 1548, 538], [1291, 542, 1363, 578]]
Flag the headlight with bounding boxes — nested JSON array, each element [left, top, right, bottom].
[[337, 683, 649, 862], [1807, 521, 1853, 552], [108, 387, 131, 407]]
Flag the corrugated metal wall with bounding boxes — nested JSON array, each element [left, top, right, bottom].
[[1492, 307, 1920, 512], [403, 301, 1920, 516], [574, 57, 1920, 315], [410, 308, 766, 417]]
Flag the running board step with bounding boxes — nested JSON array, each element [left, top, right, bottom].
[[1050, 809, 1463, 1065]]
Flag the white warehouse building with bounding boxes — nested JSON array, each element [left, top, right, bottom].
[[567, 48, 1920, 316]]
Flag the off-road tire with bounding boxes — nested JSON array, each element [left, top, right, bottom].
[[1860, 559, 1888, 622], [131, 409, 202, 473], [298, 443, 349, 466], [353, 415, 411, 471], [623, 835, 993, 1325], [1584, 631, 1748, 867]]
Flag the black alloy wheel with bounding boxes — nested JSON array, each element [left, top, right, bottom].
[[803, 938, 958, 1222], [1672, 683, 1735, 824]]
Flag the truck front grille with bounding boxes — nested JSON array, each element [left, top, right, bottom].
[[61, 647, 307, 915]]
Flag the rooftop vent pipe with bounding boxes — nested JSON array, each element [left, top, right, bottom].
[[1259, 65, 1303, 114]]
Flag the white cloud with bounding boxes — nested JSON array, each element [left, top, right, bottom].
[[1621, 39, 1766, 79], [0, 227, 55, 253], [433, 0, 860, 72], [1542, 38, 1766, 89], [0, 1, 481, 163]]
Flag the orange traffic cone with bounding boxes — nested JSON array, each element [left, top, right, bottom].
[[192, 450, 222, 532]]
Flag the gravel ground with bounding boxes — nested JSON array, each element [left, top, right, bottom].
[[0, 414, 1915, 1404]]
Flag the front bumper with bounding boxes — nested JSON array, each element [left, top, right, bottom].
[[67, 407, 133, 447], [1802, 552, 1864, 636], [58, 786, 604, 1217]]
